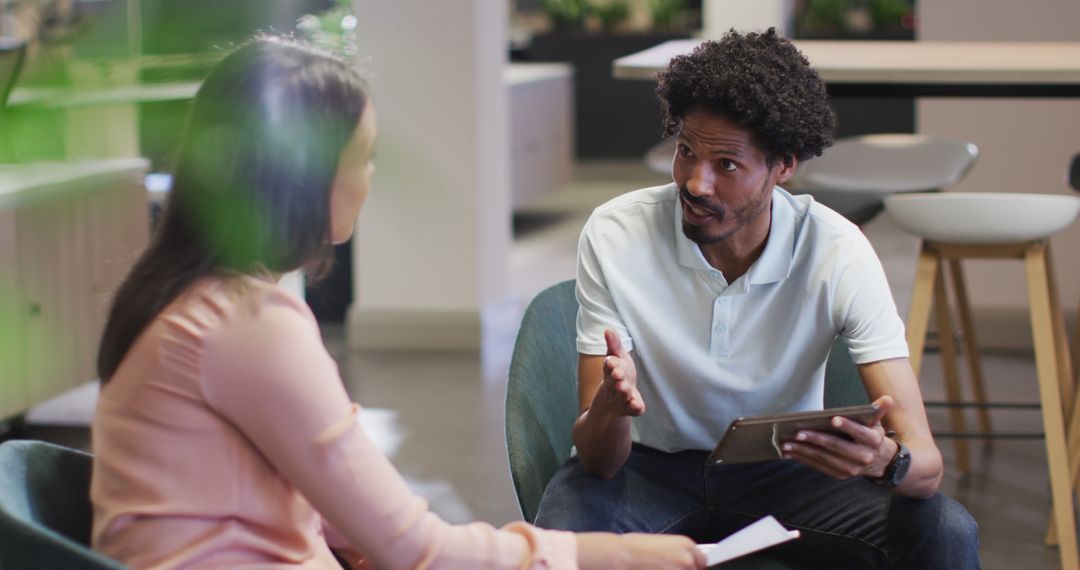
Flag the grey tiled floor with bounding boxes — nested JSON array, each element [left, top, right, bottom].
[[21, 161, 1069, 568]]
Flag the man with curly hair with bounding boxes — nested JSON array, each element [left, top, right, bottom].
[[533, 29, 979, 568]]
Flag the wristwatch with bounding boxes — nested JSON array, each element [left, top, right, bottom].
[[871, 441, 911, 489]]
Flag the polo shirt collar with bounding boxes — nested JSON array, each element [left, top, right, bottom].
[[673, 186, 795, 285]]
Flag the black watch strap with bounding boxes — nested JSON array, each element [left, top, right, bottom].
[[871, 441, 911, 489]]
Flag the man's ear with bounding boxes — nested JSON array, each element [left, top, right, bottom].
[[775, 155, 798, 184]]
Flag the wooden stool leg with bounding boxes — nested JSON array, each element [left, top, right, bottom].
[[907, 244, 939, 377], [1074, 291, 1080, 393], [1047, 247, 1080, 516], [934, 265, 971, 474], [1045, 245, 1080, 547], [1047, 246, 1076, 421], [1025, 244, 1079, 568], [948, 259, 992, 434], [1063, 345, 1080, 547]]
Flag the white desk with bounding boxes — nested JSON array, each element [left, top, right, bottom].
[[8, 81, 201, 110], [614, 39, 1080, 97], [504, 63, 574, 210], [0, 158, 148, 208], [0, 159, 150, 420]]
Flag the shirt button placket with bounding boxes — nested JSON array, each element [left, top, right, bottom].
[[711, 296, 730, 356]]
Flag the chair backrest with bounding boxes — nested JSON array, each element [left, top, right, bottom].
[[0, 440, 128, 569], [505, 281, 581, 523], [796, 133, 979, 193], [505, 280, 867, 523]]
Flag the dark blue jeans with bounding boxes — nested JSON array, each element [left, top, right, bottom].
[[534, 444, 979, 569]]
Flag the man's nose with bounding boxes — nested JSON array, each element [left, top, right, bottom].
[[685, 162, 715, 197]]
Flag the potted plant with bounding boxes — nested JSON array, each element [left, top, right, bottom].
[[591, 0, 630, 33], [648, 0, 687, 32], [542, 0, 590, 33]]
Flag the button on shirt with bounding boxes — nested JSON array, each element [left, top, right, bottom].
[[576, 183, 908, 453]]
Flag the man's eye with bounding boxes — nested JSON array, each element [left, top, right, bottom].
[[676, 143, 694, 158], [719, 159, 737, 172]]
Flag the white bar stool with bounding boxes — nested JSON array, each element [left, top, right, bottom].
[[885, 191, 1080, 566], [791, 134, 979, 225]]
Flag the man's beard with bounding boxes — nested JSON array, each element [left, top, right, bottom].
[[679, 178, 772, 245]]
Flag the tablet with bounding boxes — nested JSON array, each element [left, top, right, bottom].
[[707, 404, 880, 465]]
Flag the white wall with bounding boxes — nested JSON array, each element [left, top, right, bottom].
[[349, 1, 511, 349], [917, 0, 1080, 344], [703, 0, 792, 38]]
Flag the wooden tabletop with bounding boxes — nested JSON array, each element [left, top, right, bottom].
[[613, 39, 1080, 96]]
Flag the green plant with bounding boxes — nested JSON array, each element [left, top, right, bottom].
[[543, 0, 590, 31], [802, 0, 852, 32], [297, 0, 357, 57], [868, 0, 910, 29], [592, 0, 630, 32], [649, 0, 687, 31]]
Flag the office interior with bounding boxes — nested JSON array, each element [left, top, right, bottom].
[[2, 1, 1080, 568]]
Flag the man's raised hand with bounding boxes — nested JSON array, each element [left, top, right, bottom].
[[599, 328, 645, 417]]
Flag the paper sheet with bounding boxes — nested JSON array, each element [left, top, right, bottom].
[[695, 515, 800, 566]]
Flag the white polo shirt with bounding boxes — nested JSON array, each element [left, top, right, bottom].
[[576, 183, 909, 453]]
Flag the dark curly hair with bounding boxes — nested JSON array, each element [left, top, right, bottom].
[[656, 28, 835, 166]]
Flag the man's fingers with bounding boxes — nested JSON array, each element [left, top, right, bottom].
[[613, 379, 636, 399], [604, 328, 626, 357], [825, 417, 885, 449], [783, 442, 865, 479], [870, 395, 894, 426], [786, 449, 849, 479], [794, 429, 877, 466], [604, 356, 625, 382], [613, 381, 645, 415]]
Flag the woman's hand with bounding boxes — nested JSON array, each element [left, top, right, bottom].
[[780, 395, 898, 480], [576, 532, 706, 570]]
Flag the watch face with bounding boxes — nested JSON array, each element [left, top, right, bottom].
[[891, 444, 912, 485]]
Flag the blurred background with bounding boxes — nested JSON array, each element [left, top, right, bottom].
[[2, 3, 1079, 568]]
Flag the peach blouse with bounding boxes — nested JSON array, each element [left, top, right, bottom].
[[91, 276, 576, 569]]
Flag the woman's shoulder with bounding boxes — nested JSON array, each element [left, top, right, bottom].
[[213, 273, 311, 316], [163, 273, 317, 346]]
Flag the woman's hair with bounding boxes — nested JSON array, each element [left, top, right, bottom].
[[656, 28, 835, 166], [97, 36, 368, 382]]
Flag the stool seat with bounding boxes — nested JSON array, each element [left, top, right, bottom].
[[797, 134, 979, 193], [644, 138, 675, 174], [792, 133, 978, 225], [884, 192, 1080, 243]]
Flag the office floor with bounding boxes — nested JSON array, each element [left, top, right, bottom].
[[21, 161, 1066, 569]]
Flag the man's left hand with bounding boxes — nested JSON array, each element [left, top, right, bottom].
[[780, 395, 898, 480]]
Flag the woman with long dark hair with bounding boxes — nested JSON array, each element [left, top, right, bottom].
[[90, 37, 704, 569]]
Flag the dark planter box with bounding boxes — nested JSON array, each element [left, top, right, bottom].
[[793, 30, 917, 138], [523, 31, 689, 159]]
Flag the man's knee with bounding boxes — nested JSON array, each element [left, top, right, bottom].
[[922, 494, 978, 547], [940, 496, 978, 544], [534, 453, 706, 535], [893, 493, 980, 568], [534, 458, 627, 531]]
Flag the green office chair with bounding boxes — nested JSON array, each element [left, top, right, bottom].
[[0, 440, 128, 569], [505, 280, 581, 525], [505, 280, 867, 568]]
